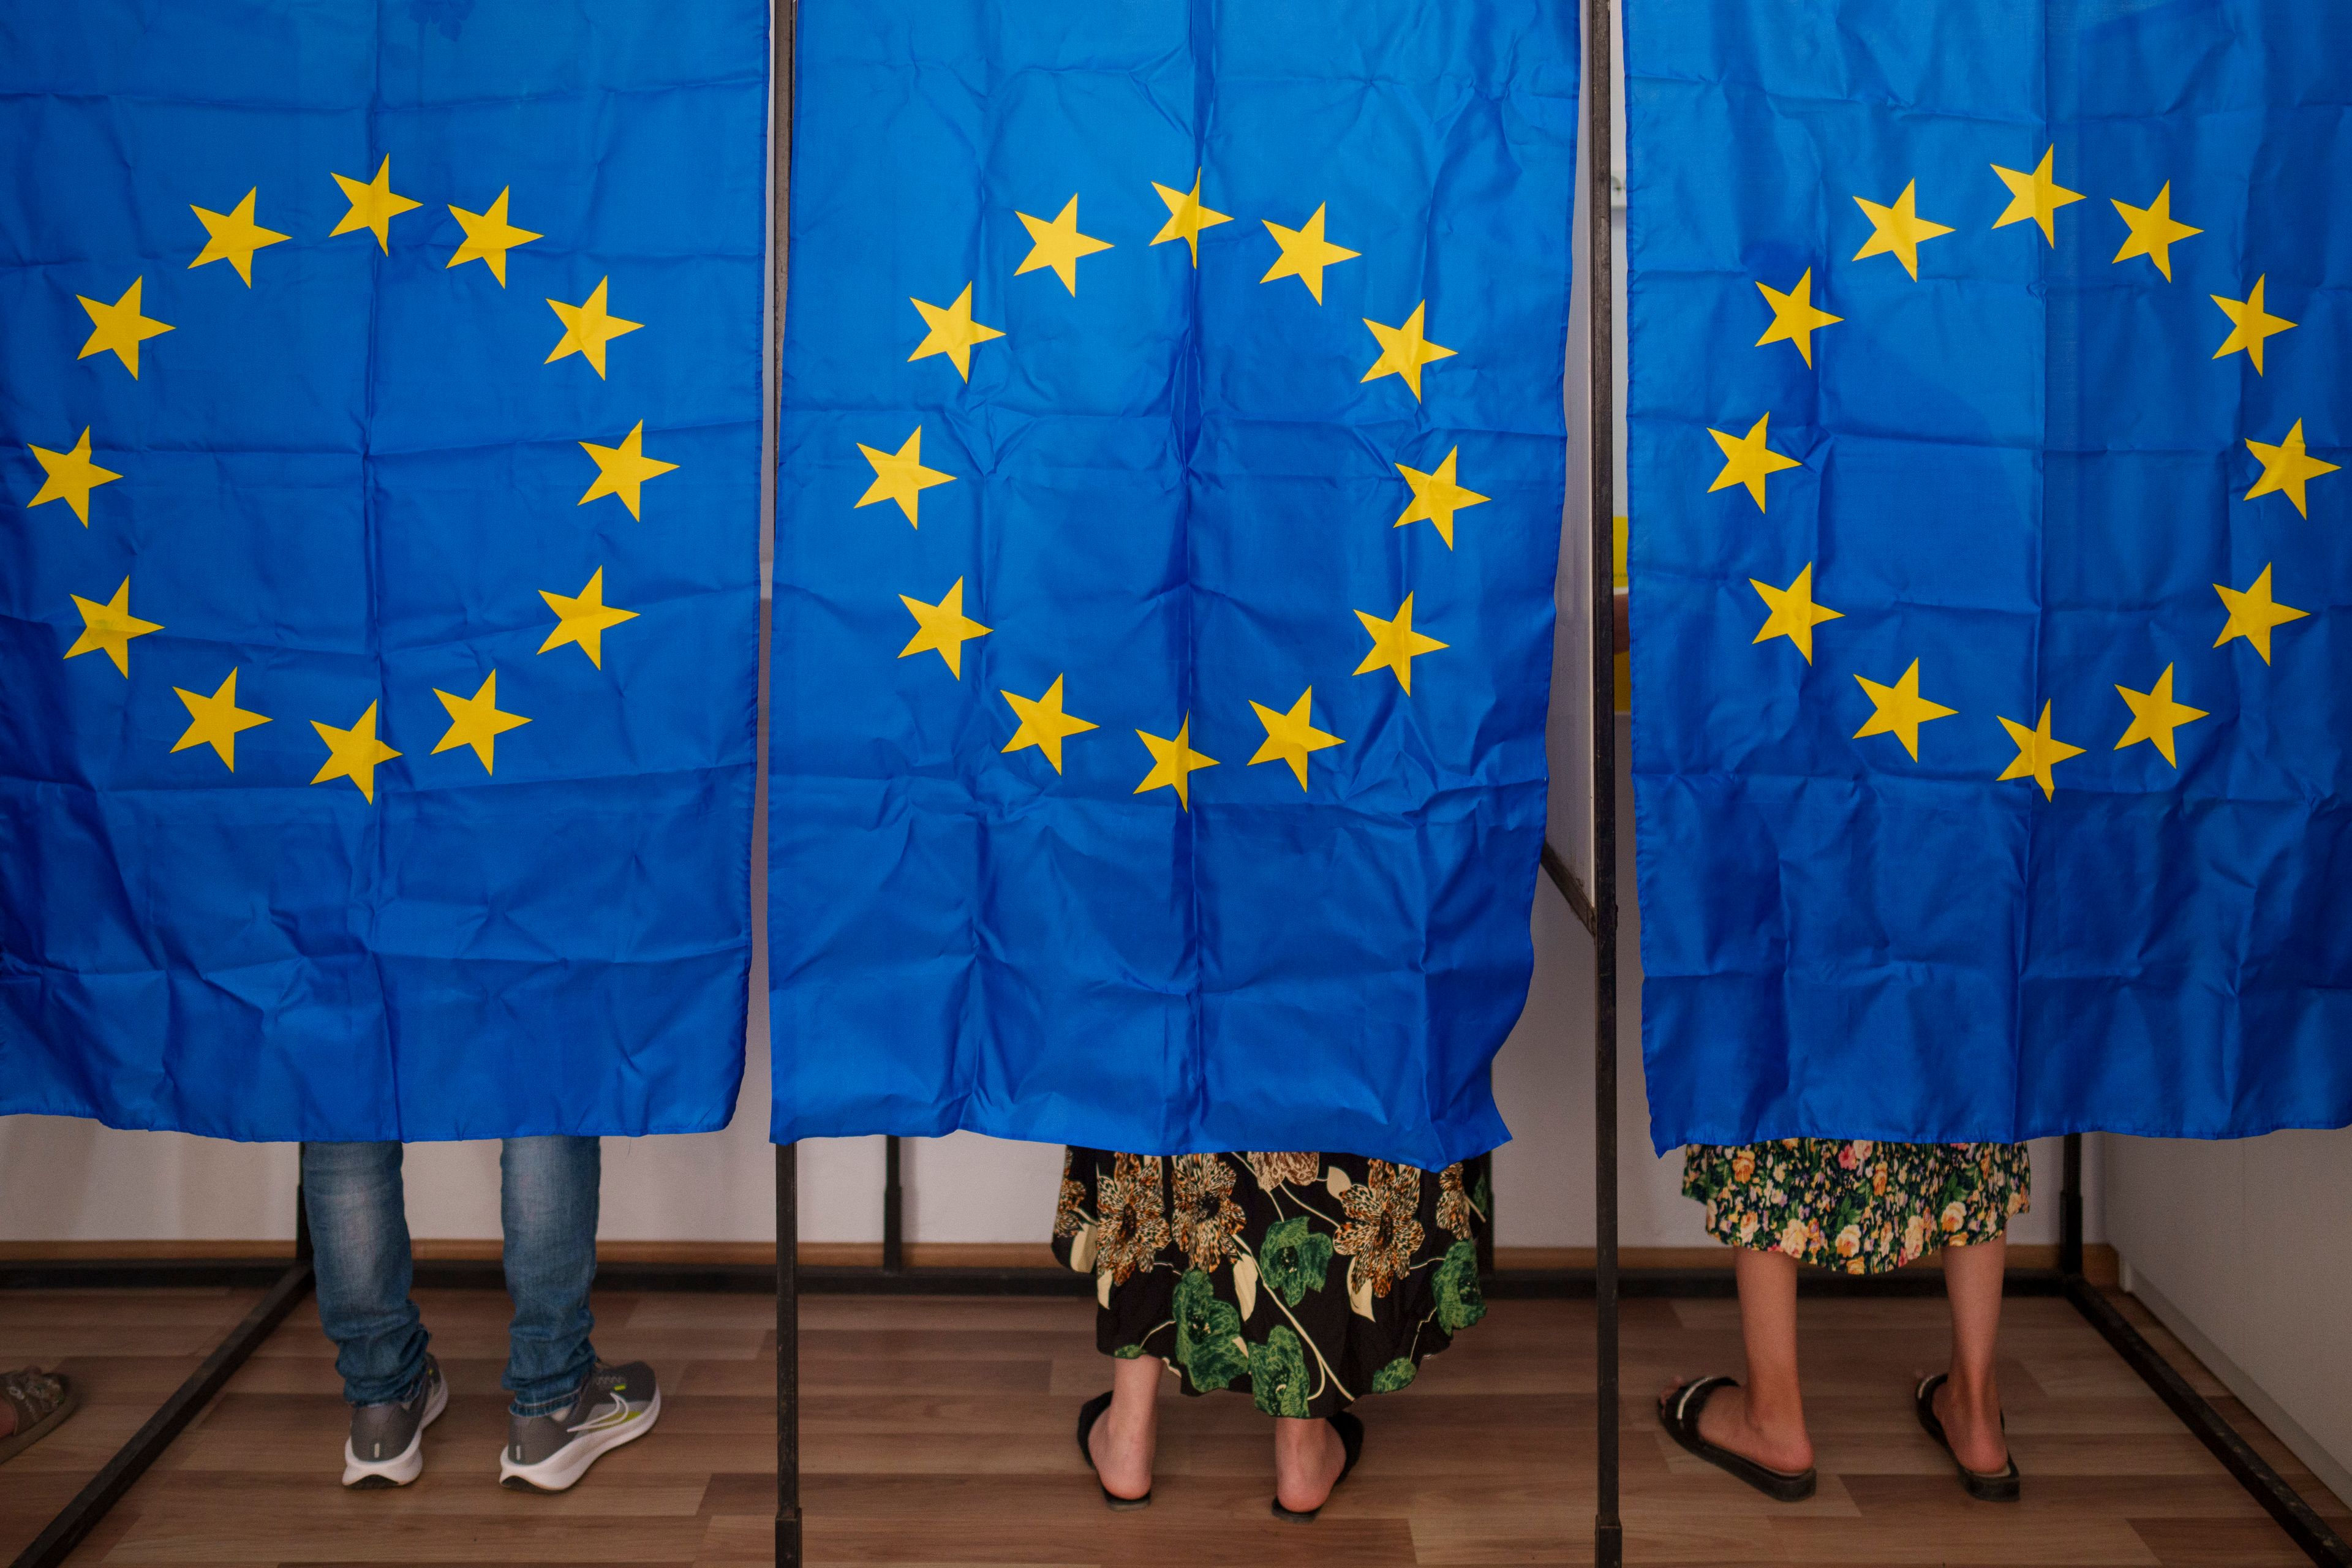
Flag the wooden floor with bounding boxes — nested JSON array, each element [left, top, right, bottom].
[[4, 1284, 2346, 1566]]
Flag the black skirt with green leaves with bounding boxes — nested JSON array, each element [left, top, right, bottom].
[[1051, 1148, 1488, 1419]]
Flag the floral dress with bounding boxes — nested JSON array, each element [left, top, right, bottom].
[[1052, 1148, 1487, 1418], [1682, 1140, 2030, 1274]]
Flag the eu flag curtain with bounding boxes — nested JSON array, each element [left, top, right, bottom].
[[0, 2, 768, 1140], [770, 0, 1580, 1167], [1628, 0, 2352, 1148]]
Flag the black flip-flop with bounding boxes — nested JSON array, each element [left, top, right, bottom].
[[1076, 1390, 1151, 1510], [1657, 1375, 1817, 1502], [1916, 1373, 2020, 1502], [1272, 1409, 1364, 1522]]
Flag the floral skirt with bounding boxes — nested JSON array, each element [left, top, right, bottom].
[[1052, 1148, 1488, 1418], [1682, 1140, 2031, 1275]]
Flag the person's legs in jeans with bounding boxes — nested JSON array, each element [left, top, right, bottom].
[[500, 1135, 601, 1417], [302, 1142, 430, 1406]]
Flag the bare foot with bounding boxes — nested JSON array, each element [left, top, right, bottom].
[[1660, 1376, 1814, 1475], [1272, 1415, 1345, 1513], [1933, 1374, 2009, 1474], [1088, 1393, 1155, 1501]]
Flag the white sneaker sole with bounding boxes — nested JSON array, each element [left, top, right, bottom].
[[342, 1374, 449, 1488], [497, 1387, 662, 1493]]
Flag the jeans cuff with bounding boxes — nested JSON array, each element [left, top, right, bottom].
[[510, 1382, 582, 1420]]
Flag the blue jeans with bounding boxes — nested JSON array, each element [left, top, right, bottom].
[[301, 1137, 601, 1417]]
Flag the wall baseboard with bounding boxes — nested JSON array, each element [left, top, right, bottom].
[[0, 1237, 2117, 1283]]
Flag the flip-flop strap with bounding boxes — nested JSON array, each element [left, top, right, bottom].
[[1673, 1374, 1735, 1433]]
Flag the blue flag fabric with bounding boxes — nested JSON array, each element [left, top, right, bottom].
[[0, 2, 767, 1140], [1627, 1, 2352, 1148], [771, 1, 1579, 1167]]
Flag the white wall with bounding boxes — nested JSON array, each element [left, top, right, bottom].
[[2109, 1133, 2352, 1509]]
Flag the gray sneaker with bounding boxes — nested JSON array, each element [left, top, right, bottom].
[[497, 1361, 660, 1493], [342, 1355, 448, 1488]]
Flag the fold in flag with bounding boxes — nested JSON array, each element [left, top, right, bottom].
[[770, 0, 1580, 1167], [1627, 0, 2352, 1148], [0, 2, 768, 1139]]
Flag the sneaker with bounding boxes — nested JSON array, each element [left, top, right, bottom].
[[497, 1361, 661, 1493], [342, 1355, 448, 1488]]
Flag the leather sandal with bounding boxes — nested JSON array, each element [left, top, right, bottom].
[[1917, 1373, 2020, 1502], [0, 1368, 79, 1466], [1657, 1375, 1817, 1502], [1076, 1390, 1151, 1510], [1271, 1409, 1363, 1522]]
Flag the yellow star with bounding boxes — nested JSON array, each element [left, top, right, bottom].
[[1150, 170, 1231, 266], [1393, 447, 1488, 549], [1996, 702, 2086, 801], [2111, 183, 2201, 281], [1852, 181, 1954, 279], [445, 187, 540, 285], [538, 567, 638, 668], [545, 277, 643, 377], [64, 578, 161, 676], [310, 701, 401, 802], [578, 422, 678, 519], [1248, 688, 1343, 790], [908, 284, 1005, 381], [1360, 303, 1456, 401], [1134, 716, 1218, 808], [170, 669, 270, 770], [1014, 196, 1114, 295], [75, 278, 173, 378], [2114, 665, 2207, 767], [1990, 146, 2084, 244], [1754, 269, 1842, 366], [329, 157, 423, 252], [28, 428, 121, 525], [2214, 565, 2309, 665], [188, 189, 289, 285], [1352, 594, 1449, 694], [2212, 277, 2295, 375], [1000, 675, 1098, 772], [1750, 564, 1842, 663], [1852, 660, 1956, 760], [431, 670, 531, 772], [1707, 412, 1802, 510], [897, 578, 991, 678], [2244, 420, 2338, 518], [855, 428, 954, 527], [1260, 204, 1359, 303]]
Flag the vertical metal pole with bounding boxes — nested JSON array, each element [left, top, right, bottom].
[[775, 1144, 801, 1567], [2059, 1131, 2084, 1278], [881, 1136, 905, 1274], [293, 1147, 313, 1265], [1474, 1150, 1496, 1280], [769, 2, 798, 1563], [1585, 0, 1621, 1561]]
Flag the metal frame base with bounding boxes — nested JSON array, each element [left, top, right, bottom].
[[8, 1259, 313, 1568]]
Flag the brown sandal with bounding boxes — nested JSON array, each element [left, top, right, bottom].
[[0, 1368, 80, 1464]]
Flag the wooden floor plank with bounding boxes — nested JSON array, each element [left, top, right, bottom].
[[0, 1287, 2317, 1567]]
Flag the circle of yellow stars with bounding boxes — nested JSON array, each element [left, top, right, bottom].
[[1700, 146, 2329, 800], [868, 170, 1484, 810], [24, 157, 682, 803]]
